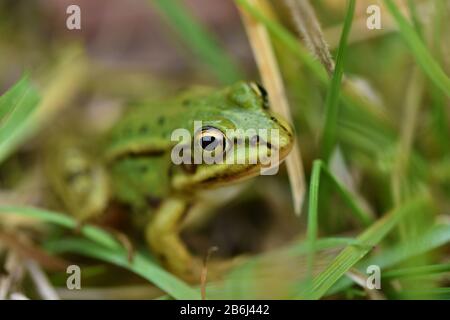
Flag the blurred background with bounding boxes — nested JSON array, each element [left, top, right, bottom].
[[0, 0, 450, 300]]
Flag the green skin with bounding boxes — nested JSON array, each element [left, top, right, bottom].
[[48, 81, 294, 280]]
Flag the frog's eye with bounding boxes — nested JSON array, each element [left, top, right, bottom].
[[250, 82, 269, 109], [196, 127, 227, 155]]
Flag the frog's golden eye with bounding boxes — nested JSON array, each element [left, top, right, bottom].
[[250, 82, 269, 109], [196, 126, 227, 155]]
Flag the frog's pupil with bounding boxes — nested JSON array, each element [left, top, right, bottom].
[[201, 136, 216, 150]]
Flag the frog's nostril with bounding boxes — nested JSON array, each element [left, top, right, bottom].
[[200, 136, 217, 150], [271, 115, 294, 139], [250, 135, 261, 146]]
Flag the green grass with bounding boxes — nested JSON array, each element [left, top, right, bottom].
[[299, 196, 431, 299], [0, 76, 40, 163], [384, 0, 450, 98], [235, 0, 328, 82], [327, 223, 450, 296], [383, 263, 450, 279], [305, 160, 321, 282], [1, 0, 450, 301], [202, 236, 362, 299], [428, 0, 450, 155], [235, 0, 392, 130], [0, 206, 199, 300], [0, 47, 87, 166], [321, 0, 355, 161], [150, 0, 243, 84], [304, 158, 374, 295], [235, 0, 399, 177]]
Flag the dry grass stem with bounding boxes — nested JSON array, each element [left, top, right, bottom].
[[237, 0, 306, 216], [283, 0, 335, 74], [25, 260, 60, 300]]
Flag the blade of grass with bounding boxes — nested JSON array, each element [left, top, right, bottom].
[[204, 237, 359, 299], [327, 223, 450, 296], [321, 163, 374, 226], [383, 263, 450, 279], [303, 159, 373, 298], [45, 238, 199, 300], [430, 84, 450, 154], [403, 287, 450, 300], [0, 76, 36, 120], [297, 195, 430, 299], [280, 237, 361, 257], [406, 0, 424, 38], [384, 0, 450, 98], [0, 206, 120, 250], [156, 236, 361, 300], [0, 76, 40, 164], [305, 160, 321, 282], [362, 224, 450, 272], [0, 46, 87, 164], [0, 206, 198, 300], [391, 66, 425, 242], [321, 0, 355, 161], [150, 0, 242, 84], [307, 159, 374, 230], [429, 0, 450, 155]]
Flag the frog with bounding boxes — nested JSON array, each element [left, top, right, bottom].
[[46, 81, 295, 281]]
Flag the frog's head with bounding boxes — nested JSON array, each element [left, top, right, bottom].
[[172, 81, 295, 190]]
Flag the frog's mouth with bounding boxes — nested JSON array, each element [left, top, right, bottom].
[[172, 135, 294, 190]]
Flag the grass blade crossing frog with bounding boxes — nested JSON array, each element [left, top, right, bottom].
[[46, 81, 295, 281]]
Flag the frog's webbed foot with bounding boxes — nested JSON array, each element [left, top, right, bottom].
[[145, 198, 205, 282], [145, 198, 246, 283]]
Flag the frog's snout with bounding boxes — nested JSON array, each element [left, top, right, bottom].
[[268, 112, 295, 162]]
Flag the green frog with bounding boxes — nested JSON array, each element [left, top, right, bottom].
[[46, 81, 294, 281]]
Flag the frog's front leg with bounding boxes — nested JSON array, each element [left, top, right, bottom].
[[145, 197, 201, 281]]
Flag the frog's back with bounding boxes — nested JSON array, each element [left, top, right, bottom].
[[104, 88, 212, 161], [103, 88, 217, 210]]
